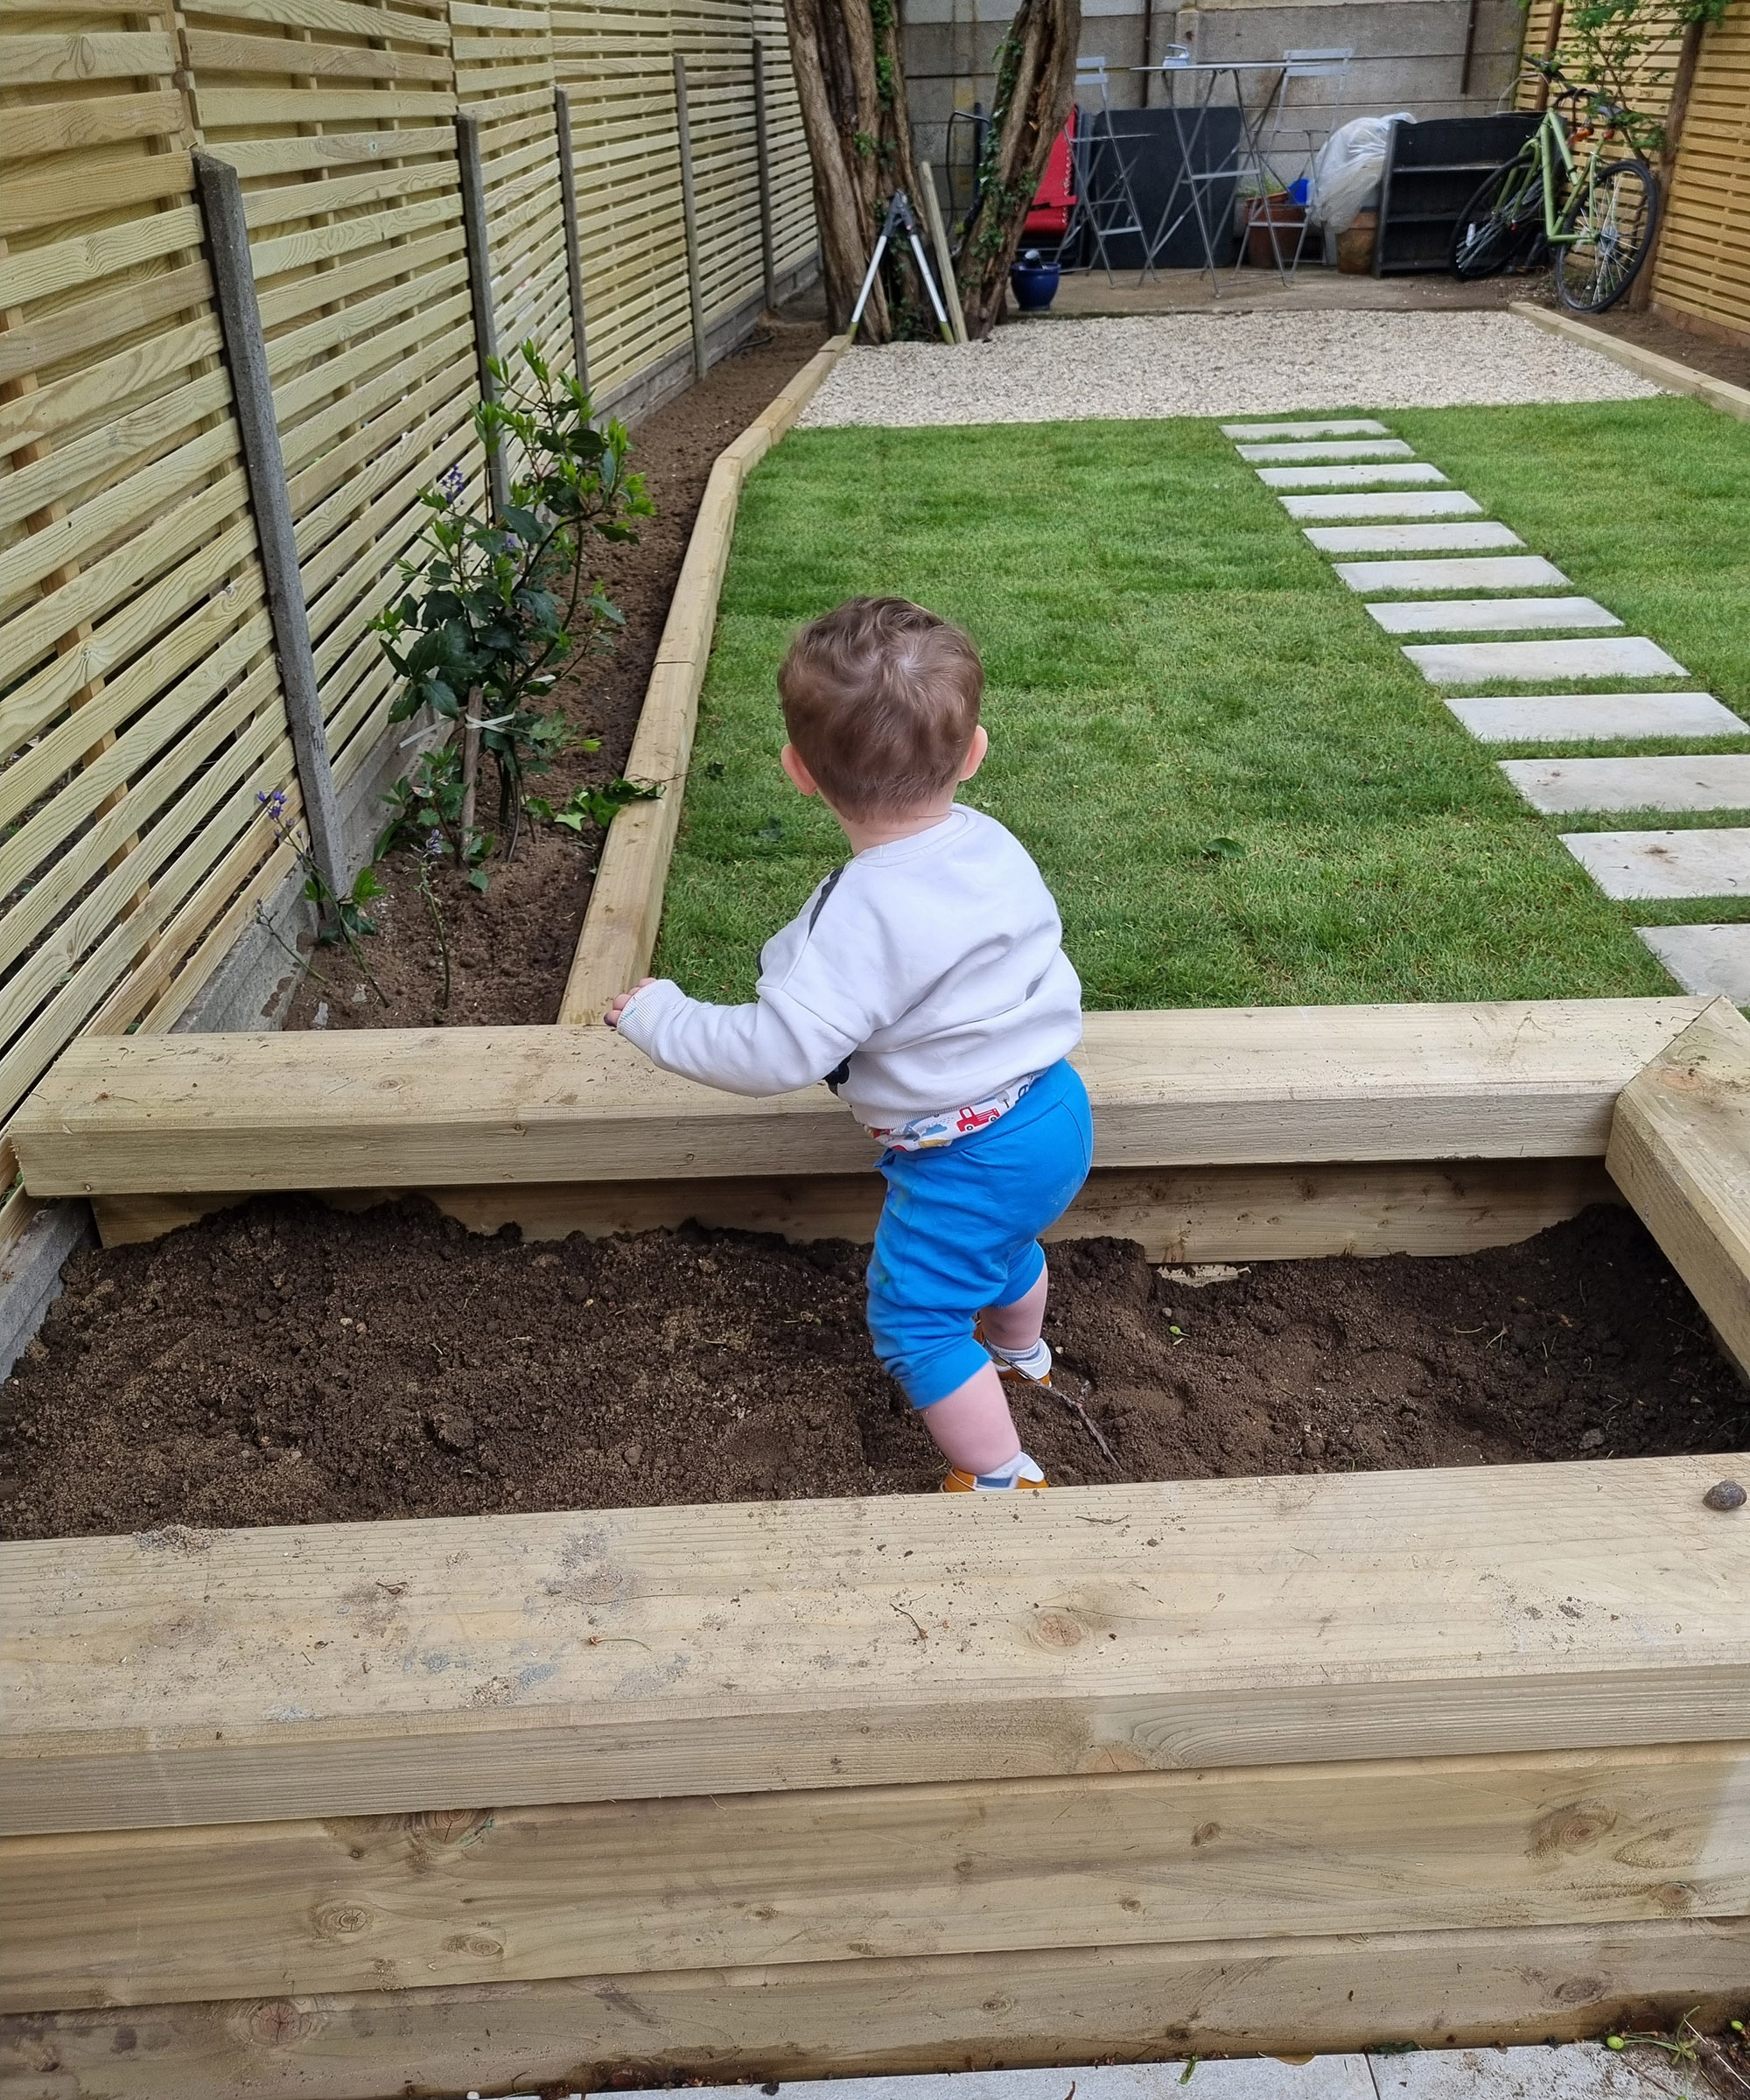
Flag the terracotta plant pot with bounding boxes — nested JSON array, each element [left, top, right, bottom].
[[1336, 209, 1378, 274], [1242, 194, 1307, 269]]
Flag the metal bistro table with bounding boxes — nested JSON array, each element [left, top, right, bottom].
[[1135, 57, 1293, 290]]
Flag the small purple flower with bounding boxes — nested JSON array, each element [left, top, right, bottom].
[[256, 787, 289, 821], [425, 830, 445, 859], [438, 465, 466, 503]]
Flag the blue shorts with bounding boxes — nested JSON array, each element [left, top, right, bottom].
[[866, 1058, 1094, 1409]]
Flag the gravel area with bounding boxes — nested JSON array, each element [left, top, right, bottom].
[[799, 311, 1665, 428]]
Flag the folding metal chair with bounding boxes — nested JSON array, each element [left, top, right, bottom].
[[1060, 59, 1150, 282], [1244, 46, 1353, 278]]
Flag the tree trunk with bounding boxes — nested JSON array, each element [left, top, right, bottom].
[[956, 0, 1082, 339], [780, 0, 927, 339]]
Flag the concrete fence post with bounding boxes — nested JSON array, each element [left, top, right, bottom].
[[192, 151, 348, 906]]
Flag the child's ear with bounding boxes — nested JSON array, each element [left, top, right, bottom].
[[780, 742, 819, 797], [958, 725, 990, 783]]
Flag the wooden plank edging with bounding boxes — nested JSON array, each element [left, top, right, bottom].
[[4, 1454, 1746, 1837], [557, 331, 852, 1025], [6, 1918, 1746, 2096], [9, 998, 1712, 1198], [1607, 996, 1750, 1373], [1510, 299, 1750, 420]]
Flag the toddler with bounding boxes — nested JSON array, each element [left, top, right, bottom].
[[606, 597, 1090, 1491]]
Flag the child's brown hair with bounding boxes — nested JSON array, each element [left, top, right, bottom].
[[778, 597, 983, 820]]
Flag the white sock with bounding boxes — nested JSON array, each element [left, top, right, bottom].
[[986, 1335, 1052, 1382], [972, 1451, 1046, 1490]]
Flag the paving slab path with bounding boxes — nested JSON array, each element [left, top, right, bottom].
[[1368, 597, 1621, 636], [1306, 522, 1527, 553], [1560, 827, 1750, 898], [1223, 412, 1744, 991], [1500, 755, 1750, 812], [1334, 556, 1568, 592], [1281, 490, 1485, 519], [1442, 692, 1746, 741], [1258, 462, 1449, 488], [1636, 922, 1750, 999], [1403, 636, 1689, 682], [1236, 438, 1416, 462]]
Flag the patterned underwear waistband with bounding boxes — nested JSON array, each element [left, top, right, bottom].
[[865, 1071, 1040, 1152]]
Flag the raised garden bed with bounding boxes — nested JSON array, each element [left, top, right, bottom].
[[273, 318, 827, 1033], [3, 999, 1747, 2097]]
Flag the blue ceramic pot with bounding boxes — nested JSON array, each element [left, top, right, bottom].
[[1010, 259, 1060, 312]]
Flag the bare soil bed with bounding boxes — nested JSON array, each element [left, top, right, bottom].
[[4, 1200, 1743, 1540], [281, 319, 828, 1033]]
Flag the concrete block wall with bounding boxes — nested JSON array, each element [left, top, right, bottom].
[[907, 0, 1525, 191]]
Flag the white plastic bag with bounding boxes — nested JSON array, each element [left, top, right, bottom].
[[1310, 113, 1416, 234]]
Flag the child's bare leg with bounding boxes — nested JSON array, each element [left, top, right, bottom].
[[979, 1260, 1048, 1353], [919, 1361, 1025, 1475]]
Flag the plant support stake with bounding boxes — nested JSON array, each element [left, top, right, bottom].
[[455, 111, 510, 520], [192, 151, 348, 907], [674, 53, 709, 382], [752, 40, 778, 311], [553, 87, 592, 396]]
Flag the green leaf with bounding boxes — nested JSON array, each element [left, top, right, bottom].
[[468, 867, 490, 892]]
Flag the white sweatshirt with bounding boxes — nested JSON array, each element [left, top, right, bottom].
[[616, 806, 1083, 1127]]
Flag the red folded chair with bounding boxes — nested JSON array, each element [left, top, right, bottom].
[[1023, 116, 1076, 241]]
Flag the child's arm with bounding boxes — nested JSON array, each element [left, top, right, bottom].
[[606, 972, 859, 1097]]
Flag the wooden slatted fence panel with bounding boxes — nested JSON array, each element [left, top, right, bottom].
[[1652, 1, 1750, 338], [178, 0, 483, 819], [1, 0, 815, 1150], [552, 0, 693, 396], [0, 0, 304, 1130]]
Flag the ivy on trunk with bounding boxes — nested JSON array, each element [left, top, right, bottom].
[[955, 0, 1082, 339], [781, 0, 928, 340]]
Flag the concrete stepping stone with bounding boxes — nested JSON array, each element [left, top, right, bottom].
[[1222, 417, 1391, 438], [1306, 522, 1525, 553], [1282, 490, 1484, 520], [1445, 690, 1746, 741], [1502, 754, 1750, 811], [1257, 462, 1447, 489], [1236, 438, 1414, 462], [1334, 555, 1568, 592], [1560, 827, 1750, 898], [1637, 922, 1750, 999], [1369, 596, 1620, 636], [1404, 636, 1686, 682]]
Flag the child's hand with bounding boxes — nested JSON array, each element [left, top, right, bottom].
[[604, 977, 656, 1029]]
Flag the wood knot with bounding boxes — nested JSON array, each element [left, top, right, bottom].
[[245, 1998, 326, 2046], [1191, 1820, 1222, 1847], [1032, 1609, 1084, 1649], [1529, 1800, 1616, 1858], [312, 1900, 374, 1940], [442, 1932, 504, 1958]]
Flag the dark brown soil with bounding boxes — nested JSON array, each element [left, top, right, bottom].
[[4, 1200, 1742, 1539], [1535, 292, 1750, 389], [283, 318, 829, 1033]]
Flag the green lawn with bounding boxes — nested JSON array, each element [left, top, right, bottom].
[[654, 396, 1750, 1010]]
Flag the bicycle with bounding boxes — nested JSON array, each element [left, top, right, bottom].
[[1451, 56, 1660, 312]]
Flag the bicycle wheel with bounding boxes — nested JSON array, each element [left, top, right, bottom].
[[1555, 158, 1659, 312], [1451, 157, 1544, 279]]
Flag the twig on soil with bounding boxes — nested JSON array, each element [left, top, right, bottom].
[[584, 1634, 650, 1649], [1060, 1380, 1117, 1466], [891, 1603, 929, 1643]]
